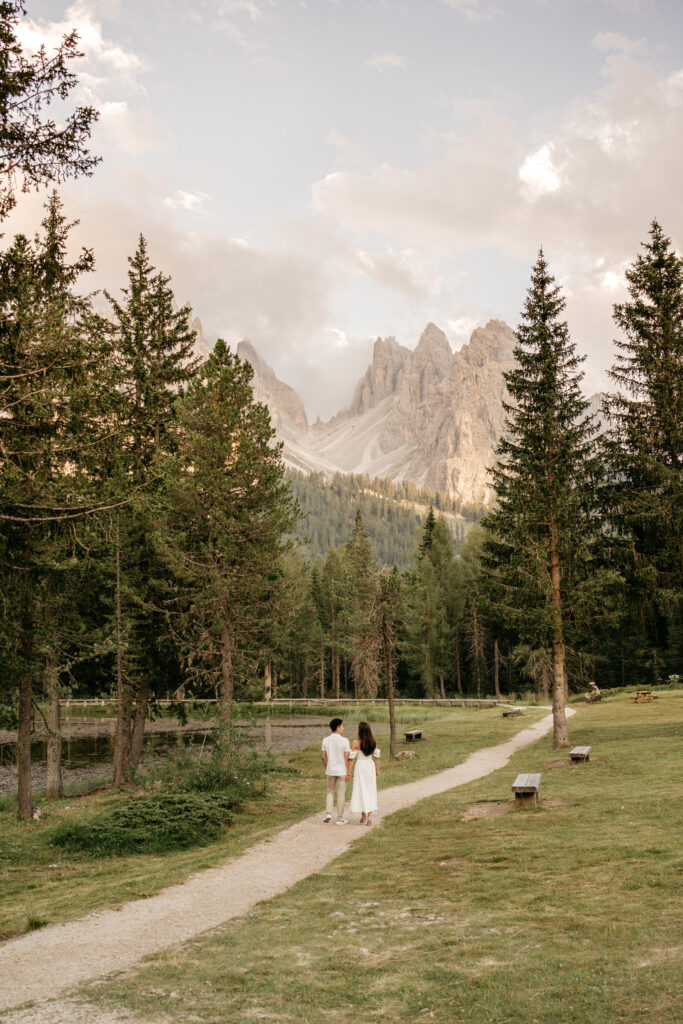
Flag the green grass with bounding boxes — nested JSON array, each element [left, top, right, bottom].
[[82, 693, 682, 1024], [0, 705, 541, 940]]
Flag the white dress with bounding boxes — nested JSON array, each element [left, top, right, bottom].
[[349, 747, 380, 814]]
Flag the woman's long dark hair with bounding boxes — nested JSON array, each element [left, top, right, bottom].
[[358, 721, 376, 757]]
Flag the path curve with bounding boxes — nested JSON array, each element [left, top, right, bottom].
[[0, 709, 571, 1015]]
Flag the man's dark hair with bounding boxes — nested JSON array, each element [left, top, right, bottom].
[[329, 717, 343, 732]]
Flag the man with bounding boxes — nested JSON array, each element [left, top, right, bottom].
[[321, 717, 351, 824]]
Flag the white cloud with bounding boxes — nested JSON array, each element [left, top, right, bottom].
[[163, 190, 212, 213], [447, 315, 483, 349], [216, 0, 265, 20], [364, 52, 408, 72], [313, 52, 683, 265], [97, 101, 168, 152], [438, 0, 503, 22], [16, 1, 146, 91], [518, 143, 561, 197], [592, 32, 648, 56]]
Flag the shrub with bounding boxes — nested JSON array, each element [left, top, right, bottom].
[[50, 792, 235, 857]]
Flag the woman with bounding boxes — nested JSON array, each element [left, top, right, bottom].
[[349, 721, 380, 825]]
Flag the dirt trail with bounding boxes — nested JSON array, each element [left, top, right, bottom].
[[0, 709, 571, 1021]]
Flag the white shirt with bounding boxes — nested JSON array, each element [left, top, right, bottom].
[[322, 732, 351, 776]]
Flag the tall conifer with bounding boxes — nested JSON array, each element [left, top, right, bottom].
[[483, 251, 600, 748], [603, 222, 683, 677]]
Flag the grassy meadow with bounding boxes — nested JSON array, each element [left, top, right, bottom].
[[0, 704, 544, 940], [79, 693, 682, 1024]]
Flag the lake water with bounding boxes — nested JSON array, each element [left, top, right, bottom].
[[0, 716, 381, 795]]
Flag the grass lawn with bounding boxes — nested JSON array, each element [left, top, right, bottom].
[[84, 693, 682, 1024], [0, 704, 544, 940]]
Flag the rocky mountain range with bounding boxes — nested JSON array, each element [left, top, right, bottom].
[[237, 319, 518, 507]]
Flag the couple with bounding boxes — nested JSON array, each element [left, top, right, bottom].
[[321, 717, 380, 826]]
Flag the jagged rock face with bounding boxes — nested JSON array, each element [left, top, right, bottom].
[[237, 340, 309, 432], [238, 320, 517, 506]]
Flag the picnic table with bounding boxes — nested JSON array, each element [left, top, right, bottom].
[[631, 690, 658, 703]]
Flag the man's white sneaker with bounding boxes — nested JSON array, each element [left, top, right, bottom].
[[335, 818, 349, 825], [323, 813, 332, 822]]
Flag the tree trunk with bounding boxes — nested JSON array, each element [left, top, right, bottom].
[[319, 645, 325, 699], [264, 662, 272, 702], [454, 630, 463, 694], [272, 666, 278, 699], [128, 676, 149, 770], [439, 674, 446, 700], [493, 639, 502, 699], [383, 617, 396, 760], [17, 611, 34, 821], [332, 650, 340, 700], [45, 655, 63, 801], [113, 518, 130, 785], [219, 624, 234, 730], [549, 530, 571, 748]]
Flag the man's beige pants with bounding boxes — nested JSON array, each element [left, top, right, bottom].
[[326, 775, 346, 818]]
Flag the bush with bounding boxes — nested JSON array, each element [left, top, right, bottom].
[[50, 792, 235, 857]]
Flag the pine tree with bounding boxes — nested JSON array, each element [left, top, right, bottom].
[[404, 510, 456, 698], [378, 566, 402, 757], [603, 222, 683, 679], [105, 236, 199, 783], [0, 193, 118, 816], [342, 512, 380, 698], [482, 251, 602, 748], [0, 1, 100, 219], [155, 340, 299, 727]]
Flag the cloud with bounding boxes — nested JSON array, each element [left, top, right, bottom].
[[311, 50, 683, 389], [518, 143, 561, 198], [585, 0, 653, 12], [16, 1, 146, 92], [97, 101, 169, 152], [438, 0, 503, 22], [364, 52, 408, 72], [313, 52, 683, 264], [592, 32, 648, 56], [163, 190, 212, 213], [216, 0, 266, 20]]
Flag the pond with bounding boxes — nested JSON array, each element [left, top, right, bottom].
[[0, 715, 383, 795]]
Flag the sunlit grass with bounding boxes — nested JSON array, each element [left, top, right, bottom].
[[0, 705, 541, 940], [85, 693, 682, 1024]]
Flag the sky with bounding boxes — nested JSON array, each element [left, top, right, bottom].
[[6, 0, 683, 419]]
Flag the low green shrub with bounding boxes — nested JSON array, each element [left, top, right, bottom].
[[49, 792, 235, 857]]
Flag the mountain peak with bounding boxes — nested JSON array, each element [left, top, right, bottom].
[[237, 340, 308, 431], [415, 322, 451, 358]]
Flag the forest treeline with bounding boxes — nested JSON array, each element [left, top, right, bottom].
[[287, 470, 477, 566], [1, 3, 681, 818]]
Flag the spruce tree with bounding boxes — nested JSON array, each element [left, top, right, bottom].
[[0, 193, 118, 816], [342, 512, 380, 697], [603, 221, 683, 678], [0, 1, 100, 220], [155, 340, 298, 726], [404, 510, 455, 698], [482, 251, 601, 748], [105, 236, 199, 783]]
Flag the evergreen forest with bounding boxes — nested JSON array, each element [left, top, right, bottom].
[[288, 470, 476, 566]]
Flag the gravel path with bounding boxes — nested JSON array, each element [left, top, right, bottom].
[[0, 710, 570, 1022]]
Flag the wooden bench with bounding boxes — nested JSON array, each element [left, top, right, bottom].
[[631, 690, 658, 703], [404, 729, 423, 742], [502, 707, 523, 717], [570, 745, 591, 762], [512, 773, 541, 804]]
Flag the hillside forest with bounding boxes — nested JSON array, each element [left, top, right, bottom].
[[0, 2, 681, 817]]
